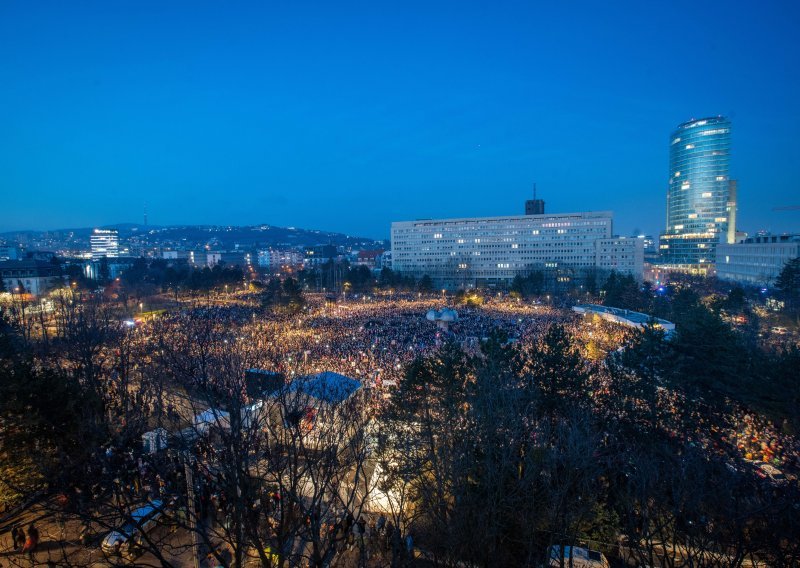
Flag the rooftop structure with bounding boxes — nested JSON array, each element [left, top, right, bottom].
[[572, 304, 675, 335], [287, 371, 362, 405]]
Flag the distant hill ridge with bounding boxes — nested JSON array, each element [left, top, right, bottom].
[[1, 223, 384, 249]]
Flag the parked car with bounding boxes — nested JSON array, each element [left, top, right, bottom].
[[548, 545, 611, 568], [101, 500, 164, 557]]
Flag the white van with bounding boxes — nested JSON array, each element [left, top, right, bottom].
[[101, 500, 164, 557], [548, 545, 611, 568]]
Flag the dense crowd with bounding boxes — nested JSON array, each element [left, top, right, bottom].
[[133, 293, 798, 481]]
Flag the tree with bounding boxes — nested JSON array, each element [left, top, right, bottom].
[[378, 267, 398, 288], [529, 324, 591, 413], [602, 271, 646, 311], [775, 257, 800, 315], [417, 274, 433, 293]]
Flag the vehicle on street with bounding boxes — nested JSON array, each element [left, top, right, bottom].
[[548, 545, 611, 568], [101, 500, 164, 557]]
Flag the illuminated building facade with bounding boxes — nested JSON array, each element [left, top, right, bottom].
[[658, 116, 735, 273], [391, 210, 643, 289], [90, 228, 119, 260], [717, 234, 800, 286]]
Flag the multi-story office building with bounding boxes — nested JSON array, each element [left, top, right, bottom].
[[90, 228, 119, 260], [658, 116, 736, 274], [595, 237, 644, 275], [717, 234, 800, 286], [391, 209, 643, 289]]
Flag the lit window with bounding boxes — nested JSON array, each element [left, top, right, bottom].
[[685, 144, 695, 149], [433, 233, 442, 239], [715, 217, 727, 223], [674, 224, 684, 230], [716, 176, 726, 181], [681, 181, 690, 190], [511, 243, 518, 249], [532, 230, 540, 235], [700, 128, 729, 136], [672, 137, 681, 145], [688, 213, 697, 219], [702, 192, 712, 198], [674, 171, 680, 177]]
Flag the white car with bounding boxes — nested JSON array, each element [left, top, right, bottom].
[[101, 500, 164, 557], [548, 545, 611, 568]]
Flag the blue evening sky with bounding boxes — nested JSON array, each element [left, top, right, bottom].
[[1, 1, 798, 239]]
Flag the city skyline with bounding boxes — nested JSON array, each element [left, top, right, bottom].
[[2, 2, 800, 239]]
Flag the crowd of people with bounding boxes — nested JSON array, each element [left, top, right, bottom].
[[4, 289, 797, 567], [133, 292, 799, 483]]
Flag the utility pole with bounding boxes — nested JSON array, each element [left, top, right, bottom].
[[184, 455, 201, 568]]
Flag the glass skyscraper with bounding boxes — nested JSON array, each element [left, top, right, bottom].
[[658, 116, 733, 272]]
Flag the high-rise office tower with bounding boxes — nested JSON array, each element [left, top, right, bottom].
[[91, 228, 119, 260], [658, 116, 734, 273]]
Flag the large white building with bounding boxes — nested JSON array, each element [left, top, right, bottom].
[[391, 210, 643, 289], [716, 234, 800, 286], [257, 249, 304, 270], [1, 259, 61, 296], [90, 228, 119, 260], [595, 237, 645, 275]]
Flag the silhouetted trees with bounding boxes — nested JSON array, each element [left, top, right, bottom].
[[776, 257, 800, 318]]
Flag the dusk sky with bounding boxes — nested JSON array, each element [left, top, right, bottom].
[[1, 1, 799, 239]]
